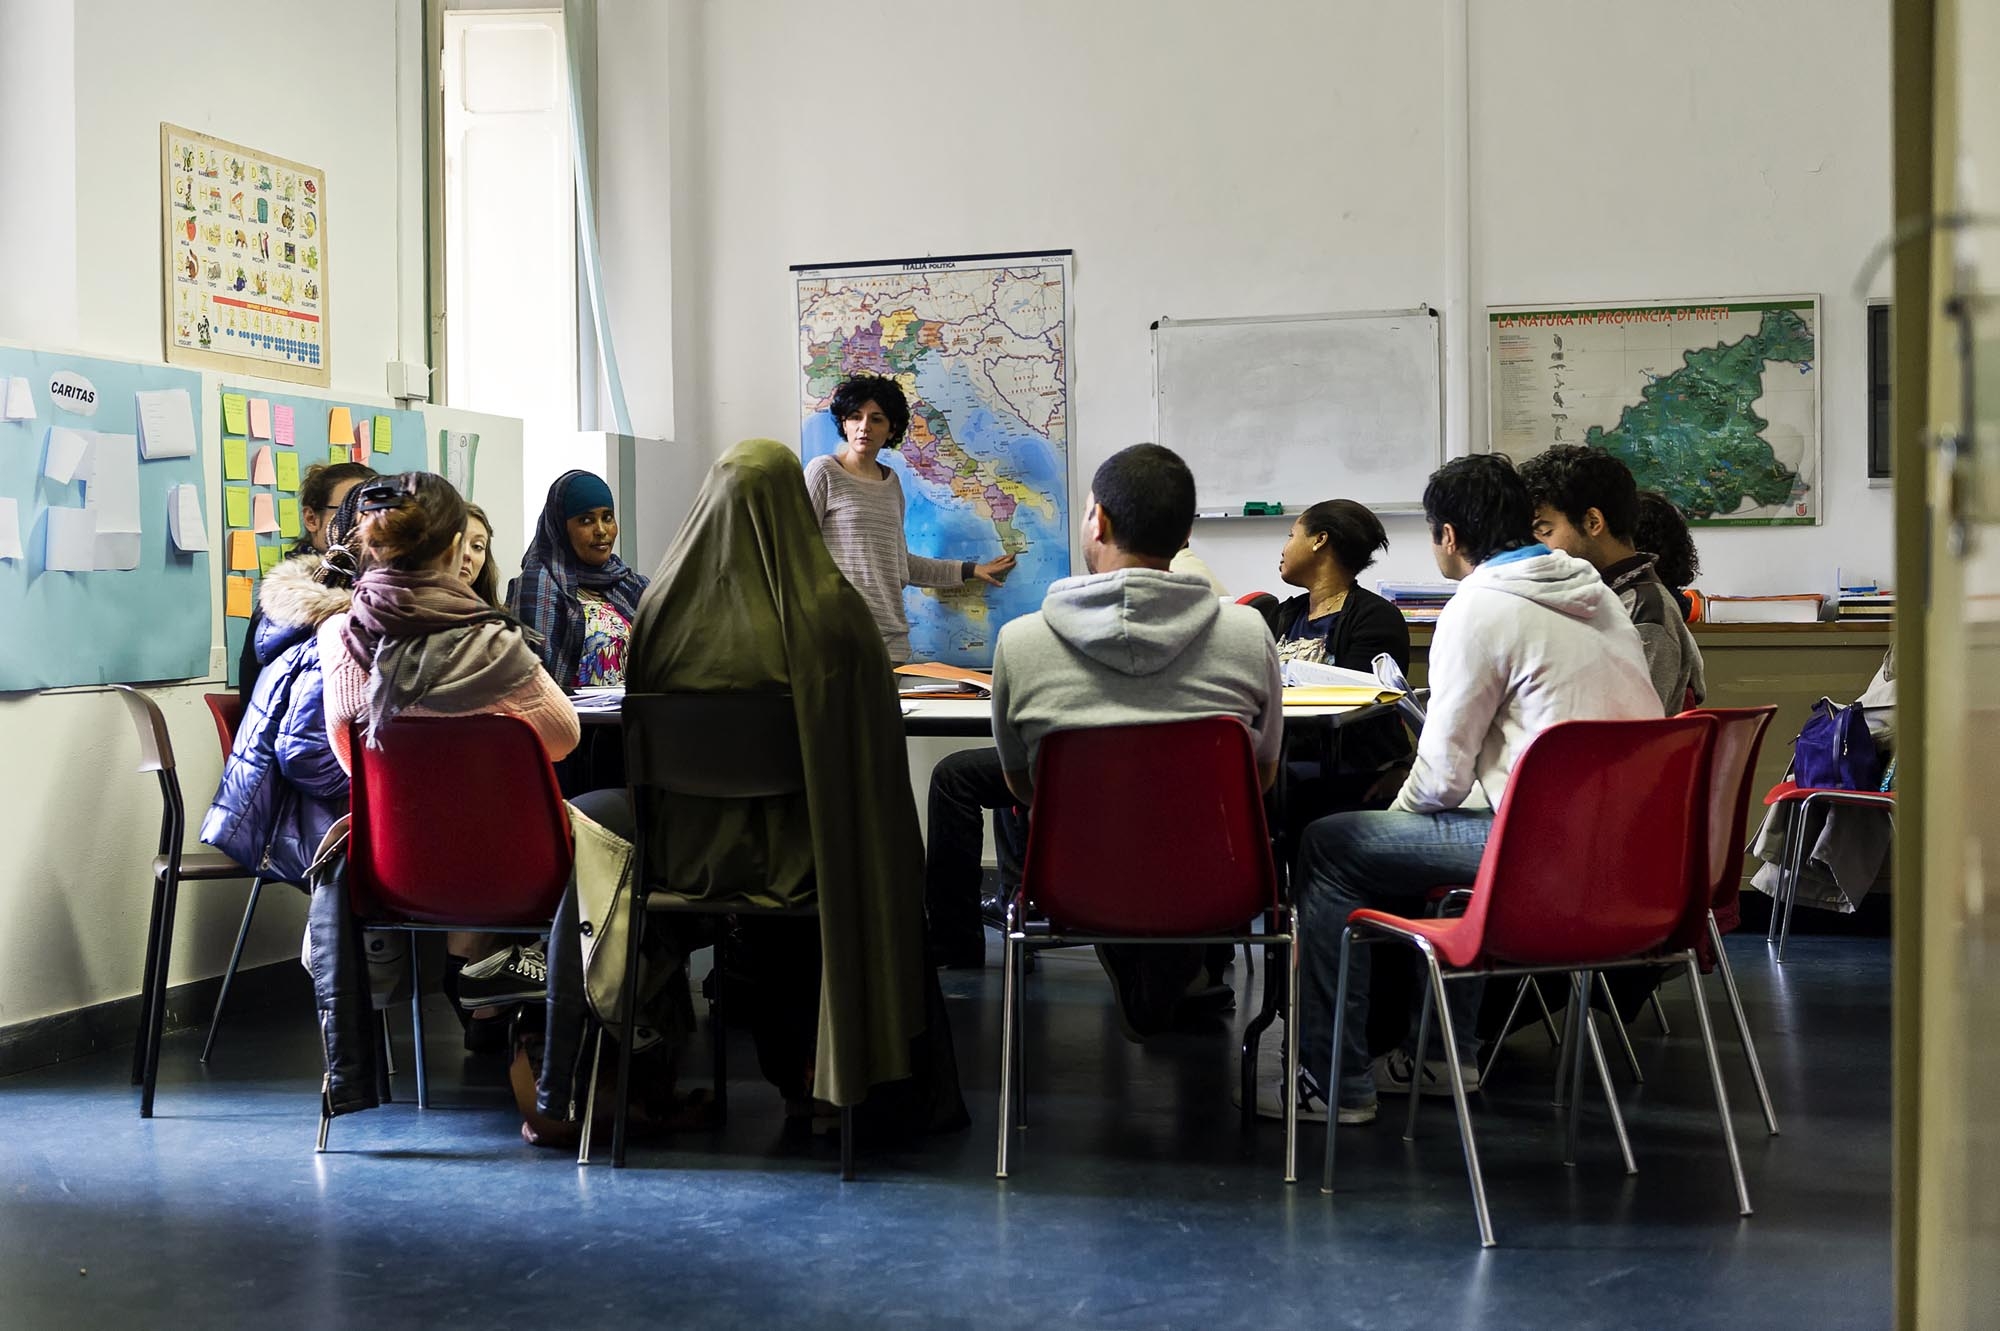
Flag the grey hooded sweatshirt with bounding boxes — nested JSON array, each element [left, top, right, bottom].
[[991, 568, 1283, 786]]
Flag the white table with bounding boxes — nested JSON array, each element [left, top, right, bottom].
[[899, 695, 1388, 738]]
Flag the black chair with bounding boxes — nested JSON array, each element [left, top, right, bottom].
[[612, 692, 853, 1176], [111, 686, 257, 1118]]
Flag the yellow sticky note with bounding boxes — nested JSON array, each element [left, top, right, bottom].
[[224, 485, 250, 528], [225, 575, 254, 618], [330, 444, 350, 464], [278, 497, 301, 539], [275, 450, 300, 491], [227, 529, 258, 571], [327, 407, 352, 446], [258, 544, 284, 574], [373, 415, 393, 455], [223, 436, 248, 481], [221, 393, 249, 435]]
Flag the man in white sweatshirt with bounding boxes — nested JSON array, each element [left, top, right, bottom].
[[1269, 453, 1658, 1125]]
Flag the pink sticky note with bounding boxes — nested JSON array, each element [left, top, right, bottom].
[[354, 418, 372, 462], [249, 398, 272, 439], [273, 404, 295, 446], [251, 445, 276, 485], [251, 492, 279, 534]]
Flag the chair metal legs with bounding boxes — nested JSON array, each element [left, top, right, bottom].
[[996, 927, 1020, 1179], [1569, 973, 1637, 1176], [1403, 977, 1436, 1142], [1595, 971, 1645, 1084], [1421, 945, 1494, 1248], [577, 1026, 606, 1165], [408, 939, 429, 1110], [1708, 913, 1779, 1135], [201, 877, 265, 1064], [1648, 990, 1672, 1035], [1684, 950, 1753, 1215], [139, 870, 184, 1119], [1321, 928, 1357, 1195], [132, 874, 170, 1086], [1283, 930, 1301, 1185]]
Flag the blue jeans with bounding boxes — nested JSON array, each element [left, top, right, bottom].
[[1295, 809, 1493, 1105]]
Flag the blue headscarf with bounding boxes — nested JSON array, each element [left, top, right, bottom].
[[507, 470, 648, 686]]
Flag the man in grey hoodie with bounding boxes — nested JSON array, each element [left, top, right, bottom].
[[1266, 454, 1658, 1127], [992, 443, 1283, 1038]]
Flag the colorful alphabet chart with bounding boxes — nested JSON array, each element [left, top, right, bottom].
[[162, 124, 330, 387]]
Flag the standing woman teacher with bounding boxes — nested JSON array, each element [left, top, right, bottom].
[[805, 374, 1015, 664], [508, 470, 649, 688]]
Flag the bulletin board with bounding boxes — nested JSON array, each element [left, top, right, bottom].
[[217, 384, 423, 685], [162, 124, 330, 387], [0, 348, 211, 692]]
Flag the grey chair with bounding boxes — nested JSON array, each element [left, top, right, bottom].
[[111, 685, 255, 1118]]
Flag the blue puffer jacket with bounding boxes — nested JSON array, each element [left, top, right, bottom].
[[201, 555, 351, 885]]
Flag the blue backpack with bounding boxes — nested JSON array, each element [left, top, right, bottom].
[[1792, 697, 1880, 791]]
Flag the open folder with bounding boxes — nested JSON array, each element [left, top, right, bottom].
[[895, 662, 993, 698]]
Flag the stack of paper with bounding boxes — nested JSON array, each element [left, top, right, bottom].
[[1702, 594, 1824, 625], [1377, 581, 1457, 625]]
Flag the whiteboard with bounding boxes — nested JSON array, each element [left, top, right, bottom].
[[1152, 308, 1443, 514]]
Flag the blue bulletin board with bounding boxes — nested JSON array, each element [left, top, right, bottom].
[[217, 384, 424, 685], [0, 348, 211, 691]]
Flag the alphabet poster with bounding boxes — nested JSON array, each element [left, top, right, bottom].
[[162, 124, 330, 387]]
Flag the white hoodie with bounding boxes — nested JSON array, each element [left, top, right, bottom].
[[1392, 545, 1660, 815]]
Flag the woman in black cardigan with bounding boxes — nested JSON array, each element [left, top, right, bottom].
[[1272, 499, 1413, 821]]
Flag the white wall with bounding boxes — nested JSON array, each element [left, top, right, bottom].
[[0, 0, 423, 1029], [599, 0, 1893, 600]]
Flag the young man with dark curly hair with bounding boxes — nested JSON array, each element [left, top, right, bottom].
[[1520, 445, 1707, 713]]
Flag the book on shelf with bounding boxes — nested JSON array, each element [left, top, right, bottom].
[[1377, 581, 1455, 624], [1701, 593, 1825, 625]]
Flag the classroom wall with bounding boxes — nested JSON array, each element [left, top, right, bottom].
[[0, 0, 424, 1030], [600, 0, 1893, 600]]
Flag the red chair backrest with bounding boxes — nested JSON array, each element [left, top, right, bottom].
[[1449, 716, 1715, 969], [1020, 717, 1277, 935], [348, 715, 574, 926], [204, 692, 245, 758], [1685, 705, 1777, 930]]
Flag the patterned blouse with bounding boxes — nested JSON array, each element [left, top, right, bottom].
[[575, 590, 632, 687]]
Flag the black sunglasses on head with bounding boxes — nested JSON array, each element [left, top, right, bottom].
[[355, 475, 422, 513]]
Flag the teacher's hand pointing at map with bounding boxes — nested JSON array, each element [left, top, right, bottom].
[[972, 554, 1016, 587]]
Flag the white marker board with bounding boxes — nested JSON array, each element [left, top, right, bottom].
[[1152, 307, 1443, 514]]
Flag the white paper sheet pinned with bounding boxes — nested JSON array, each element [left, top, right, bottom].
[[93, 530, 141, 571], [168, 484, 208, 553], [43, 426, 92, 485], [135, 388, 197, 460], [3, 377, 34, 421], [44, 507, 96, 571], [0, 497, 22, 560], [85, 433, 142, 534]]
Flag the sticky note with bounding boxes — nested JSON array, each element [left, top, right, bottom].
[[168, 484, 208, 553], [223, 436, 248, 480], [327, 406, 352, 446], [373, 415, 393, 455], [354, 418, 372, 462], [3, 376, 34, 421], [273, 404, 296, 446], [225, 574, 254, 618], [276, 450, 300, 491], [251, 445, 275, 485], [45, 507, 96, 571], [249, 398, 272, 439], [330, 445, 350, 464], [135, 388, 196, 459], [222, 393, 249, 435], [43, 426, 91, 484], [0, 496, 21, 560], [259, 544, 284, 574], [251, 492, 278, 534], [278, 497, 301, 539], [224, 485, 251, 528], [228, 529, 259, 571]]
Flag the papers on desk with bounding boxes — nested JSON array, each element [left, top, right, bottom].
[[1281, 659, 1383, 689], [1281, 685, 1401, 707], [571, 686, 626, 713], [895, 661, 993, 698]]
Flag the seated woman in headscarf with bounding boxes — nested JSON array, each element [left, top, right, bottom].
[[507, 470, 648, 688], [537, 439, 966, 1143]]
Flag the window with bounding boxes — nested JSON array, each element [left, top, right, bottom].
[[1868, 300, 1891, 480]]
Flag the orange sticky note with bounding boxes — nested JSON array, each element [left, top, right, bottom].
[[228, 530, 258, 571], [328, 407, 353, 447], [225, 574, 254, 618]]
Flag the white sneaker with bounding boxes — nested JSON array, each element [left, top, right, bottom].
[[1372, 1048, 1481, 1098], [1232, 1026, 1375, 1124]]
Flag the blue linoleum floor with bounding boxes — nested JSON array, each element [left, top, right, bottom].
[[0, 935, 1889, 1329]]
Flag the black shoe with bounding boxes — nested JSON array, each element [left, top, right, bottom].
[[457, 943, 548, 1009], [463, 1010, 513, 1056], [979, 892, 1009, 931]]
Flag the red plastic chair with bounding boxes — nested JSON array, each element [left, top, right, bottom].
[[321, 714, 574, 1151], [202, 692, 244, 756], [1761, 780, 1896, 962], [1320, 715, 1747, 1247], [997, 717, 1298, 1181]]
